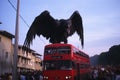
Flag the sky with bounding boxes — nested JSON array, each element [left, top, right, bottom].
[[0, 0, 120, 57]]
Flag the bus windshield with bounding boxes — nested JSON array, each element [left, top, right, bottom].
[[44, 46, 70, 54], [44, 60, 74, 70]]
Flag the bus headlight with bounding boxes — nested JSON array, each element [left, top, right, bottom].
[[44, 76, 48, 79], [65, 76, 71, 79]]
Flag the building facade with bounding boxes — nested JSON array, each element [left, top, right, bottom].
[[0, 30, 42, 76], [17, 45, 43, 73], [0, 30, 14, 75]]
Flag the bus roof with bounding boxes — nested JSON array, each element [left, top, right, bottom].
[[45, 43, 72, 47]]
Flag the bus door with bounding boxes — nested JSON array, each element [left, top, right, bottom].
[[76, 63, 80, 80]]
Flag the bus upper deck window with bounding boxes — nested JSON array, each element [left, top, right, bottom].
[[45, 46, 70, 54], [58, 47, 70, 54], [45, 48, 57, 54]]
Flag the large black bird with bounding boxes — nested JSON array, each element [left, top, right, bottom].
[[23, 10, 84, 49]]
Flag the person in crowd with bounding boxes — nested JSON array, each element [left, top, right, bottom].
[[20, 72, 26, 80]]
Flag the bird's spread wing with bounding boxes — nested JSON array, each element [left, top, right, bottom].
[[23, 10, 56, 49], [69, 11, 84, 47]]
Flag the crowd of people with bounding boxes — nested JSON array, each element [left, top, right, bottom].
[[0, 70, 43, 80], [1, 65, 120, 80], [89, 65, 120, 80]]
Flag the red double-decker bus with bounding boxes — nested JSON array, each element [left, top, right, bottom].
[[43, 43, 90, 80]]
